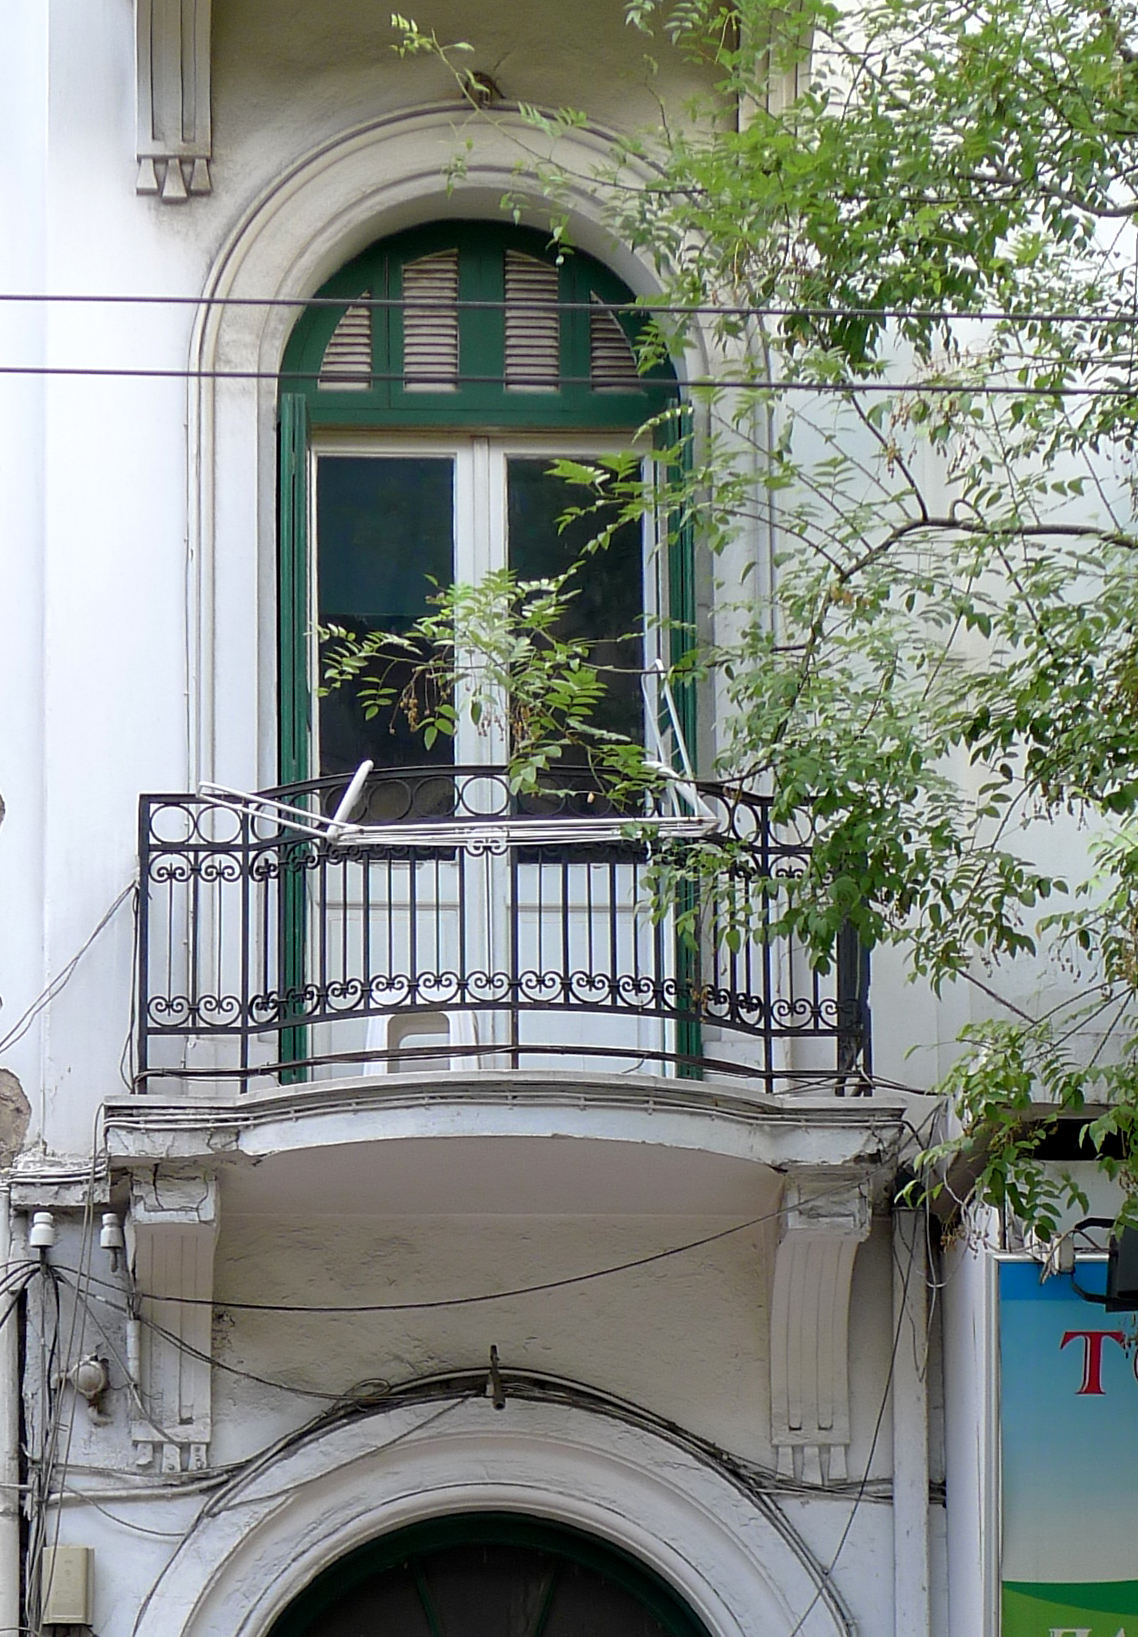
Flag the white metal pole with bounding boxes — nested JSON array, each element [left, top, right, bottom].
[[893, 1206, 931, 1637], [0, 1185, 22, 1637]]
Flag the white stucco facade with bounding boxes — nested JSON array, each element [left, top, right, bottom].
[[0, 4, 991, 1635]]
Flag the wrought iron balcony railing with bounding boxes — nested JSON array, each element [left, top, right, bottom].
[[135, 766, 871, 1093]]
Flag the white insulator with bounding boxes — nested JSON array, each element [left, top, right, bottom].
[[28, 1212, 56, 1249], [99, 1213, 125, 1251]]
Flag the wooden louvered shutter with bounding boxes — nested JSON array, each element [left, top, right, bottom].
[[589, 295, 640, 389], [402, 250, 460, 390], [317, 299, 372, 391], [504, 250, 560, 389]]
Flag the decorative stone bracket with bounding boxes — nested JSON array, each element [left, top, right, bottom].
[[135, 0, 212, 200], [126, 1172, 217, 1471], [770, 1168, 870, 1484]]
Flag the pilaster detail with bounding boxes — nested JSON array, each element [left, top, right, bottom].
[[135, 0, 212, 201], [127, 1173, 217, 1471], [770, 1168, 870, 1483]]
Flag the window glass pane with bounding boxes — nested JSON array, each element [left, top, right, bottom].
[[290, 1543, 680, 1637], [507, 457, 644, 768], [314, 1562, 433, 1637], [419, 1544, 554, 1637], [317, 455, 454, 774], [542, 1558, 675, 1637]]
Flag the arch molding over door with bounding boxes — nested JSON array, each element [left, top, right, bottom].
[[131, 1396, 851, 1637]]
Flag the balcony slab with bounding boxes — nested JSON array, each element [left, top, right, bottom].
[[97, 1071, 918, 1216]]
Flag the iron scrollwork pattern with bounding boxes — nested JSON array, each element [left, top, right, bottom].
[[135, 767, 871, 1092]]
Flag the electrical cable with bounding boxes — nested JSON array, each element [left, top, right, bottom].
[[0, 883, 135, 1055], [0, 1271, 38, 1338], [57, 1181, 877, 1315], [118, 890, 141, 1093], [24, 1266, 63, 1637], [50, 1487, 193, 1540], [53, 1173, 904, 1415], [55, 1276, 184, 1443], [0, 361, 1133, 397], [124, 1397, 468, 1637], [0, 291, 1134, 325], [26, 1116, 107, 1637], [62, 1282, 350, 1403]]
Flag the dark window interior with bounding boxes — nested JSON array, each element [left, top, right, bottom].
[[507, 457, 644, 761], [305, 1540, 680, 1637], [317, 454, 455, 774]]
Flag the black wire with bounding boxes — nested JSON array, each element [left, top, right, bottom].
[[0, 1268, 38, 1334], [59, 1188, 855, 1315], [0, 362, 1131, 397], [0, 291, 1133, 325]]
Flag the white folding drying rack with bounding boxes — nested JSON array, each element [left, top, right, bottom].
[[199, 662, 718, 848]]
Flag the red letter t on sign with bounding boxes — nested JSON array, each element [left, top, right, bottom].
[[1060, 1329, 1127, 1395]]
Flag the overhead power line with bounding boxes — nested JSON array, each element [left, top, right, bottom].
[[0, 290, 1133, 325], [0, 362, 1132, 398]]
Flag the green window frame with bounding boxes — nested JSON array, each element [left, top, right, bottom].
[[275, 221, 700, 1075], [265, 1512, 714, 1637], [278, 221, 691, 786]]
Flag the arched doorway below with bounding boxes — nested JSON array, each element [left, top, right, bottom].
[[266, 1513, 713, 1637]]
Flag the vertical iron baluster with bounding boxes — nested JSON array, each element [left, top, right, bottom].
[[534, 852, 544, 978], [559, 854, 570, 1010], [362, 847, 372, 1015], [608, 857, 619, 1010], [585, 860, 595, 1000], [509, 843, 519, 1069], [188, 818, 201, 1029], [408, 852, 419, 1012], [386, 855, 395, 978], [239, 807, 252, 1094], [761, 806, 775, 1081], [650, 857, 664, 1023], [137, 799, 152, 1089], [315, 841, 327, 1031], [457, 845, 468, 1005], [259, 830, 271, 1043], [169, 838, 178, 1054], [339, 849, 349, 1007]]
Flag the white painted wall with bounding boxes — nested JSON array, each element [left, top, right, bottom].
[[35, 1204, 910, 1637], [0, 7, 1003, 1637]]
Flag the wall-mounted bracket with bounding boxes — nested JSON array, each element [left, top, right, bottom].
[[126, 1172, 217, 1470], [135, 0, 212, 201], [770, 1168, 871, 1483]]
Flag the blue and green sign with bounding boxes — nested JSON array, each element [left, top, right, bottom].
[[1000, 1259, 1138, 1636]]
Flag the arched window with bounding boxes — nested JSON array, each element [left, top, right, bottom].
[[278, 222, 686, 785], [265, 1514, 713, 1637]]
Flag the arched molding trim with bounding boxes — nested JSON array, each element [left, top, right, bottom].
[[184, 106, 714, 791], [131, 1395, 851, 1637]]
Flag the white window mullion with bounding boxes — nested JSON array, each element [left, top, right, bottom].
[[454, 440, 508, 767]]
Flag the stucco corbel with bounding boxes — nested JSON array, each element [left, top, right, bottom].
[[126, 1172, 217, 1471], [769, 1167, 870, 1483], [134, 0, 212, 201]]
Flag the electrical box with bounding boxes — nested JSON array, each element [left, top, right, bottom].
[[41, 1544, 94, 1625]]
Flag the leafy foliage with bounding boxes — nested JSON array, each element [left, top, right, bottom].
[[363, 0, 1138, 1228], [321, 564, 649, 794]]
